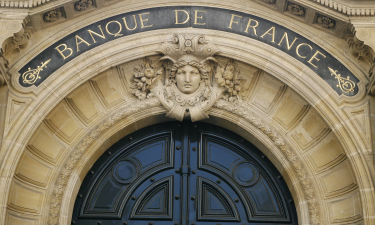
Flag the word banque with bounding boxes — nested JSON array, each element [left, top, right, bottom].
[[19, 6, 358, 95]]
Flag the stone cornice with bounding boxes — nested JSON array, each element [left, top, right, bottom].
[[0, 0, 374, 18], [308, 0, 375, 17], [1, 0, 53, 8]]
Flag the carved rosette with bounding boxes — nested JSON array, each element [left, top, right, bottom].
[[43, 8, 64, 22], [316, 15, 336, 29], [74, 0, 94, 11], [287, 3, 305, 16], [130, 34, 247, 122]]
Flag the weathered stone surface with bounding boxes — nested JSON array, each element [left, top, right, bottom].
[[0, 1, 374, 225]]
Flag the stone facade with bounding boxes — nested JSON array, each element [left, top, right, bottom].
[[0, 1, 374, 225]]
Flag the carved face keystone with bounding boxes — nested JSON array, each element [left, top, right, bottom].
[[175, 65, 201, 94]]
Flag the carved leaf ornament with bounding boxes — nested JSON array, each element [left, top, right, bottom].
[[215, 60, 245, 102], [130, 58, 163, 100]]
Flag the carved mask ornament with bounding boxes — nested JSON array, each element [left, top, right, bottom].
[[130, 34, 246, 122]]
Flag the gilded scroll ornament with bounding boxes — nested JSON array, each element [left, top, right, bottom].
[[22, 59, 51, 85], [328, 67, 355, 93]]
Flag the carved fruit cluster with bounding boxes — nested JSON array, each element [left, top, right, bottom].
[[130, 58, 162, 100], [74, 0, 93, 11], [43, 8, 63, 22], [215, 62, 243, 102], [317, 15, 335, 29], [288, 3, 305, 16]]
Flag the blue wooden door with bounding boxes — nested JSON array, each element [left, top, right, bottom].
[[72, 122, 297, 225]]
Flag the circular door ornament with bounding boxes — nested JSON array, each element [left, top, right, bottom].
[[113, 161, 138, 184], [233, 163, 259, 186]]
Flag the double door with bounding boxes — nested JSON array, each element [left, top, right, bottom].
[[72, 122, 297, 225]]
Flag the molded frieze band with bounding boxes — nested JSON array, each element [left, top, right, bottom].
[[18, 6, 359, 96]]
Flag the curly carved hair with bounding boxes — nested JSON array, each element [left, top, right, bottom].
[[169, 60, 209, 83]]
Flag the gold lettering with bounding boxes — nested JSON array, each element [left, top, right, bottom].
[[244, 18, 258, 36], [105, 21, 123, 37], [308, 50, 326, 68], [87, 25, 106, 43], [55, 44, 73, 60], [228, 14, 242, 29], [277, 32, 298, 50], [139, 12, 153, 28], [123, 15, 137, 30], [194, 10, 206, 25], [260, 26, 276, 43], [296, 43, 313, 58], [175, 10, 190, 24], [75, 35, 91, 52]]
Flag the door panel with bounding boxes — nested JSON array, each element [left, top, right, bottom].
[[72, 122, 297, 225], [130, 176, 174, 220], [78, 132, 175, 220], [197, 177, 240, 222]]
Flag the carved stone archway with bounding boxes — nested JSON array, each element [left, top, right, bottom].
[[0, 2, 373, 225]]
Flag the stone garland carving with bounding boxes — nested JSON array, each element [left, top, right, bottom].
[[0, 49, 9, 69], [74, 0, 94, 11], [43, 8, 64, 22], [287, 3, 305, 16], [316, 15, 336, 29], [214, 99, 320, 225], [369, 63, 375, 79], [0, 71, 5, 86], [48, 98, 162, 225], [0, 49, 8, 86]]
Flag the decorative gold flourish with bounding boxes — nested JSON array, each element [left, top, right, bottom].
[[328, 67, 355, 93], [22, 59, 51, 85]]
